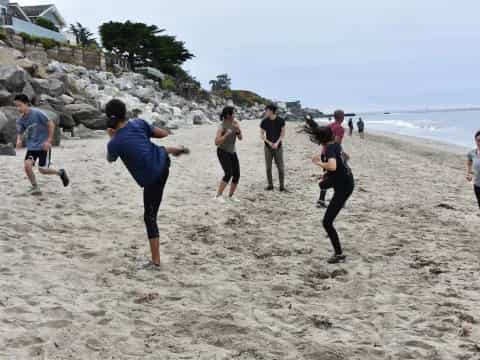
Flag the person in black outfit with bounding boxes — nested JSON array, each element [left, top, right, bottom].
[[305, 117, 355, 264], [260, 103, 287, 191], [348, 118, 354, 136]]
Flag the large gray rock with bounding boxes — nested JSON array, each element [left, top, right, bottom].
[[31, 78, 65, 98], [64, 103, 106, 130], [0, 47, 23, 66], [0, 89, 12, 106], [16, 58, 39, 77], [21, 82, 36, 104], [0, 143, 15, 156], [0, 109, 17, 145], [0, 66, 28, 93]]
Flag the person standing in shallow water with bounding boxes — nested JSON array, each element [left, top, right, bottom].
[[305, 117, 354, 264], [466, 130, 480, 209], [348, 118, 354, 136], [215, 106, 242, 202], [357, 117, 365, 139], [105, 99, 189, 269], [261, 103, 287, 192]]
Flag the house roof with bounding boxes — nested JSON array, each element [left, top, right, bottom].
[[21, 4, 66, 28], [8, 3, 31, 22], [21, 4, 52, 17]]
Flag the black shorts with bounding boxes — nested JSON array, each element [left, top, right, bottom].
[[25, 150, 50, 168]]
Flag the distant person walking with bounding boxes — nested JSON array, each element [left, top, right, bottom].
[[305, 117, 354, 264], [466, 130, 480, 209], [318, 110, 347, 208], [357, 117, 365, 139], [15, 94, 69, 195], [261, 104, 287, 192], [348, 118, 354, 136], [215, 106, 243, 202]]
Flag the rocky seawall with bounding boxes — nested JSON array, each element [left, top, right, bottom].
[[0, 45, 267, 155]]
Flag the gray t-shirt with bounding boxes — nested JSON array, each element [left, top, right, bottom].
[[217, 121, 237, 154], [16, 108, 50, 151], [468, 149, 480, 186]]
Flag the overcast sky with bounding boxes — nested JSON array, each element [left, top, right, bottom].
[[21, 0, 480, 112]]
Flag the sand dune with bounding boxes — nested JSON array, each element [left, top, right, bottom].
[[1, 121, 479, 359]]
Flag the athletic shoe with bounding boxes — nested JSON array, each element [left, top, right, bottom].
[[28, 185, 42, 196], [279, 187, 289, 193], [317, 200, 328, 208], [139, 261, 161, 271], [215, 196, 226, 203], [327, 254, 346, 264], [228, 197, 241, 203], [265, 185, 274, 191], [59, 169, 70, 187]]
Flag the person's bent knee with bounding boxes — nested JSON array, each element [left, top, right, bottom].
[[223, 174, 233, 183], [38, 167, 48, 175], [232, 176, 240, 184], [24, 160, 33, 170]]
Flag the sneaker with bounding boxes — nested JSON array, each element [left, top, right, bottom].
[[139, 261, 161, 271], [279, 187, 289, 193], [317, 200, 328, 208], [265, 185, 274, 191], [215, 196, 226, 203], [27, 185, 42, 196], [59, 169, 70, 187], [228, 197, 241, 203], [327, 254, 346, 264]]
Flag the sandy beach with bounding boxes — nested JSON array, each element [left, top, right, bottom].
[[1, 121, 479, 360]]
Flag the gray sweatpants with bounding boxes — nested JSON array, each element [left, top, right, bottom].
[[264, 145, 285, 188]]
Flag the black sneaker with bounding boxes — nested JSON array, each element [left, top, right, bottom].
[[265, 185, 274, 191], [327, 254, 346, 264], [59, 169, 70, 187], [317, 200, 328, 208], [279, 187, 289, 193]]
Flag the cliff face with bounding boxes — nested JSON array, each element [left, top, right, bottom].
[[0, 44, 264, 155]]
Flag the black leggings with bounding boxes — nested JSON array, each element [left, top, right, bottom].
[[475, 185, 480, 209], [323, 177, 354, 255], [217, 148, 240, 184], [143, 168, 170, 239]]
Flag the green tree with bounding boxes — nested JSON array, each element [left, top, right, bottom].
[[35, 17, 59, 32], [70, 22, 96, 47], [99, 21, 194, 73], [209, 74, 232, 91]]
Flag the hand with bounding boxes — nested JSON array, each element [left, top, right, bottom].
[[107, 128, 116, 138], [232, 121, 241, 131], [312, 154, 321, 164], [16, 139, 23, 149], [225, 129, 233, 137], [43, 141, 52, 151], [467, 174, 473, 182], [272, 142, 278, 150]]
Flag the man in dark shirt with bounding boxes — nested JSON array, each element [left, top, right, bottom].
[[260, 104, 286, 191]]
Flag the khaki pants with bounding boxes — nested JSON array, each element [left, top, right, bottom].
[[264, 145, 285, 188]]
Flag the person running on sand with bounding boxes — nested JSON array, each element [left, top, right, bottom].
[[15, 94, 70, 195], [215, 106, 243, 202], [348, 118, 354, 136], [305, 116, 354, 264], [357, 117, 365, 139], [261, 103, 287, 192], [105, 99, 189, 269], [318, 110, 348, 208], [466, 130, 480, 209]]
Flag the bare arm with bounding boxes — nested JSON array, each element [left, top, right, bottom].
[[152, 127, 170, 139], [467, 159, 473, 181], [233, 121, 243, 141], [276, 126, 286, 146], [16, 134, 23, 149], [43, 120, 55, 150], [261, 128, 273, 147]]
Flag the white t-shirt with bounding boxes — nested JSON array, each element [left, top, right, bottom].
[[467, 149, 480, 187]]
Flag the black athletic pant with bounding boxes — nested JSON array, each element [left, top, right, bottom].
[[217, 148, 240, 184], [323, 176, 354, 255], [143, 166, 170, 240], [475, 185, 480, 209]]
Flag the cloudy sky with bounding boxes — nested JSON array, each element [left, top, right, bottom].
[[21, 0, 480, 112]]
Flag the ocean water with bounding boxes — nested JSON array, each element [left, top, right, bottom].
[[356, 110, 480, 148]]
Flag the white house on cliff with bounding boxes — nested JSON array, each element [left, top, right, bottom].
[[0, 1, 73, 43]]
